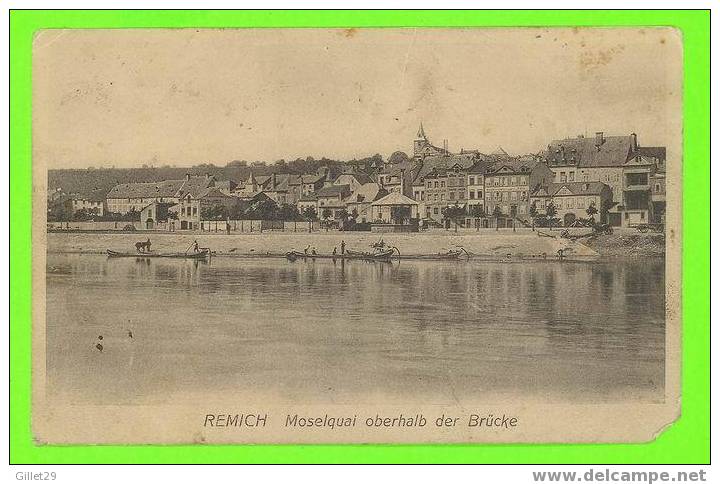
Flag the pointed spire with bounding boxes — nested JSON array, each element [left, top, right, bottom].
[[492, 146, 509, 156], [416, 122, 427, 140]]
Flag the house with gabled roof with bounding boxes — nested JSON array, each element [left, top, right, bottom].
[[484, 159, 554, 222], [542, 132, 666, 226], [106, 174, 216, 214], [345, 183, 388, 223], [530, 181, 613, 227]]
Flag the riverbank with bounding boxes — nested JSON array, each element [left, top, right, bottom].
[[47, 230, 605, 260], [581, 232, 666, 257]]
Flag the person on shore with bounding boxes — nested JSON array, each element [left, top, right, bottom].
[[341, 240, 346, 255]]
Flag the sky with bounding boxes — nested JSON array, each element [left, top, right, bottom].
[[33, 28, 682, 169]]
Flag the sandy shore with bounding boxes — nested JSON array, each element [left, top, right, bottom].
[[47, 230, 600, 259]]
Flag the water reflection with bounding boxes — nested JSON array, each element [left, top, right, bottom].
[[45, 254, 665, 406]]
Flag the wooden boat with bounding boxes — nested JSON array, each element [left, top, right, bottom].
[[286, 249, 394, 262], [107, 249, 210, 259], [411, 250, 466, 260]]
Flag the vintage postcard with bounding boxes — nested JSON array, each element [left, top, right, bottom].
[[32, 27, 682, 444]]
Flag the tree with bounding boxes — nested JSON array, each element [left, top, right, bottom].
[[301, 206, 318, 221], [529, 201, 538, 231], [545, 201, 557, 229], [388, 151, 410, 165], [336, 209, 349, 221], [492, 205, 503, 231], [586, 202, 599, 223], [442, 204, 465, 232], [322, 208, 332, 220]]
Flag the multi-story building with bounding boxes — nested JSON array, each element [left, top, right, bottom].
[[543, 132, 666, 227], [65, 188, 107, 217], [484, 159, 554, 221], [465, 160, 490, 216], [106, 174, 215, 214], [530, 181, 613, 226]]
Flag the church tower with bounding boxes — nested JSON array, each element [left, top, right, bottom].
[[413, 122, 430, 158]]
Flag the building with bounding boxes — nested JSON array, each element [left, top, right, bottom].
[[345, 183, 388, 223], [169, 185, 236, 230], [465, 160, 491, 216], [376, 161, 414, 197], [543, 132, 666, 227], [371, 192, 418, 231], [65, 188, 107, 217], [530, 182, 613, 226], [106, 174, 215, 214], [484, 159, 554, 221], [316, 184, 351, 220], [140, 202, 175, 230], [333, 172, 374, 193], [414, 155, 476, 222]]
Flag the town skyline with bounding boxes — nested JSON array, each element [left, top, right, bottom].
[[34, 28, 681, 170]]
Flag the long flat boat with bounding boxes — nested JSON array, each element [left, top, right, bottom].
[[286, 249, 394, 262], [107, 249, 210, 259]]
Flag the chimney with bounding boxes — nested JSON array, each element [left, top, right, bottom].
[[630, 132, 638, 152], [185, 173, 191, 181], [594, 132, 604, 148]]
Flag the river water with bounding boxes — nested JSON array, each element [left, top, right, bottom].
[[45, 254, 665, 406]]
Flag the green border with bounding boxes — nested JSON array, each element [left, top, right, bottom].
[[10, 10, 710, 464]]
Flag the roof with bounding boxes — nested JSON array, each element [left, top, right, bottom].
[[372, 192, 419, 206], [316, 184, 351, 197], [69, 187, 108, 202], [486, 159, 540, 175], [532, 182, 610, 197], [107, 175, 217, 200], [545, 135, 634, 168], [467, 160, 491, 175], [491, 146, 509, 156], [199, 186, 233, 199], [345, 183, 388, 204], [335, 172, 374, 185], [107, 180, 185, 199], [413, 154, 476, 183], [636, 146, 666, 161]]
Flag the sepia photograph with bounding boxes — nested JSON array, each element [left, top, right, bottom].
[[31, 26, 682, 444]]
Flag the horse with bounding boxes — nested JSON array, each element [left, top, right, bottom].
[[135, 240, 151, 253]]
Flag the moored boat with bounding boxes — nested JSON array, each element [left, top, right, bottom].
[[286, 249, 394, 262]]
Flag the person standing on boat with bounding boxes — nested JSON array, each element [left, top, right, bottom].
[[333, 247, 337, 256], [146, 238, 152, 253], [341, 240, 345, 255], [193, 240, 199, 252], [304, 245, 310, 255]]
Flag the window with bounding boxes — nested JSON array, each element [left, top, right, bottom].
[[469, 176, 475, 185], [440, 194, 445, 201], [479, 191, 483, 199], [655, 184, 661, 192], [640, 212, 645, 220], [519, 205, 526, 214], [427, 181, 432, 188], [510, 191, 517, 201], [560, 172, 567, 183], [567, 198, 574, 208], [434, 181, 439, 188], [569, 172, 575, 182], [510, 177, 516, 186], [583, 173, 589, 182], [469, 191, 475, 200], [440, 181, 446, 188], [502, 192, 509, 201], [521, 177, 527, 185], [520, 191, 526, 201], [434, 207, 439, 214], [449, 192, 455, 200]]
